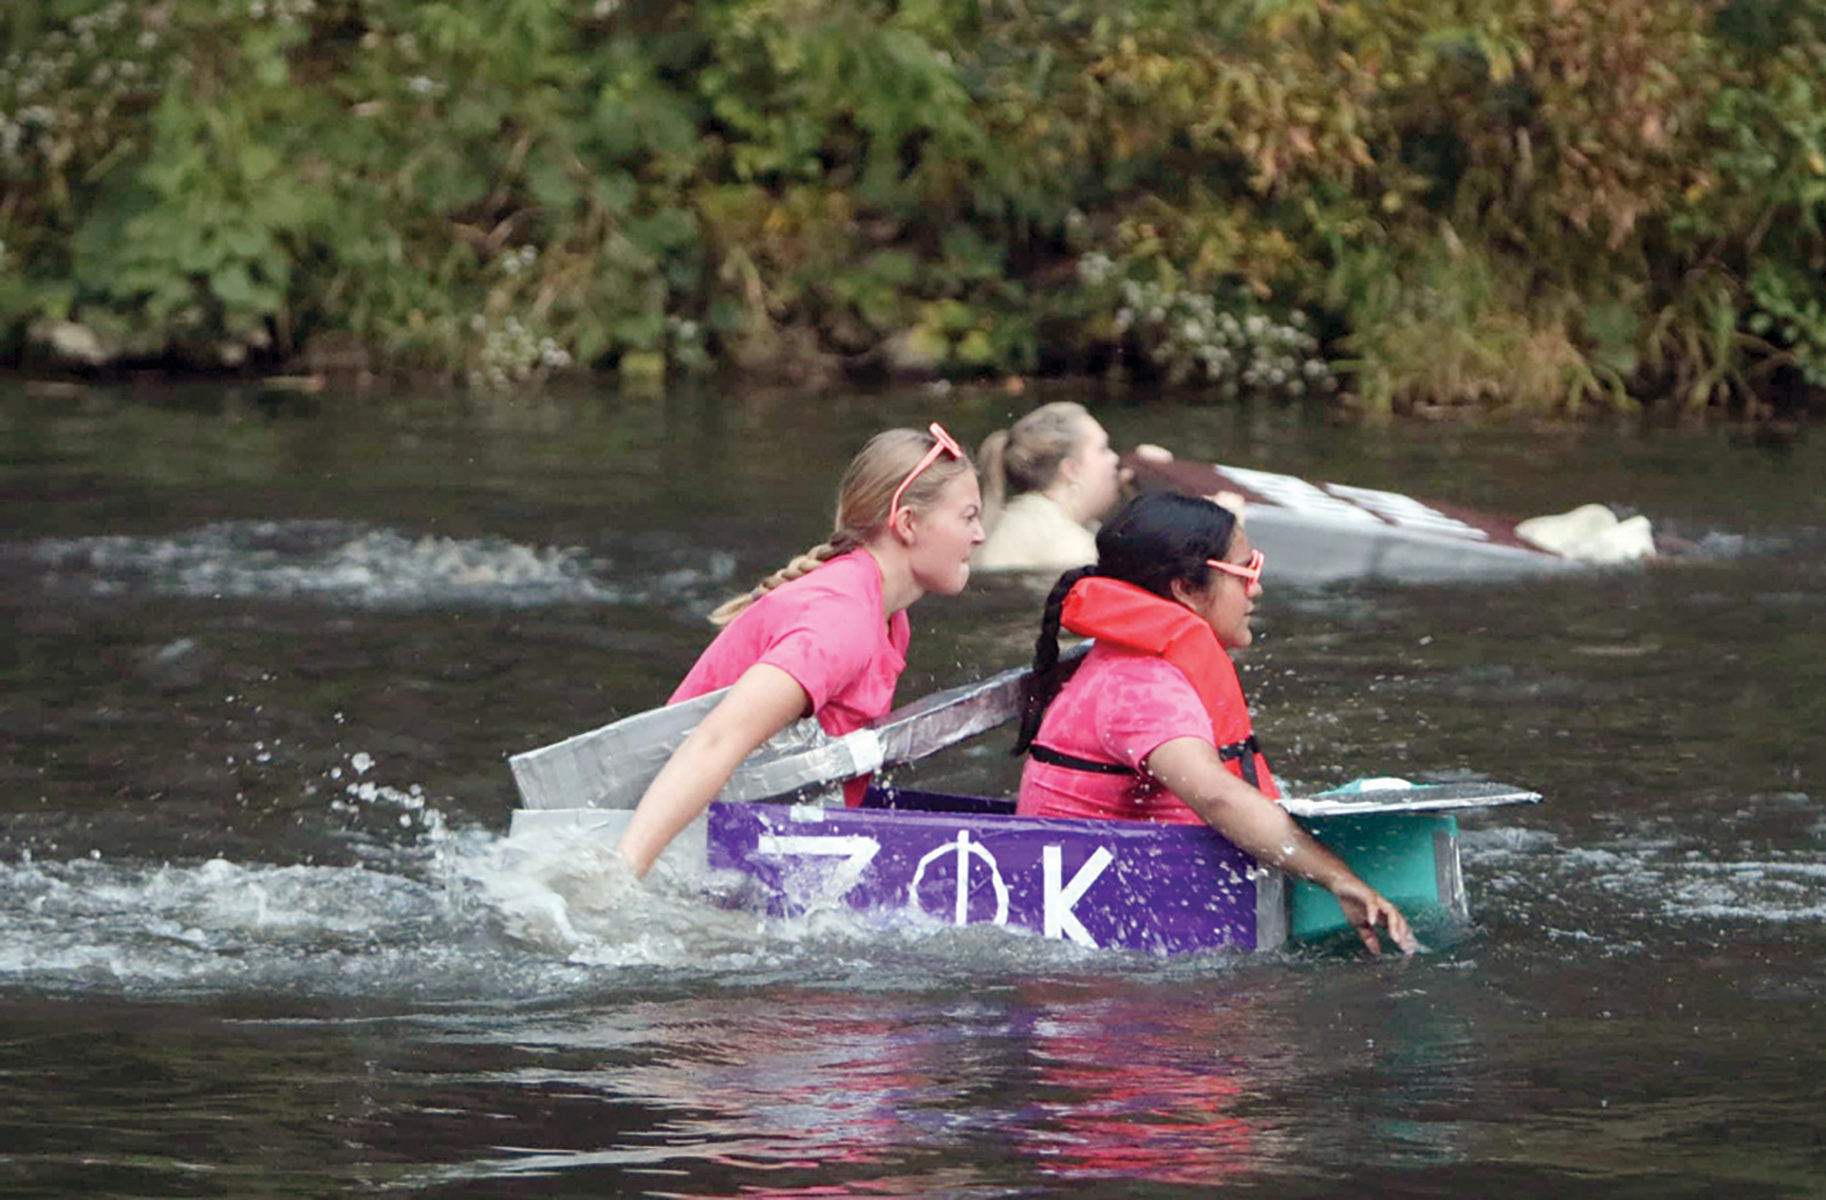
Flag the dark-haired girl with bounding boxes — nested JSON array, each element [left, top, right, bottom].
[[1015, 492, 1416, 955]]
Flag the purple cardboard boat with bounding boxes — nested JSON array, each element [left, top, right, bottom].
[[708, 788, 1271, 952], [511, 778, 1538, 955]]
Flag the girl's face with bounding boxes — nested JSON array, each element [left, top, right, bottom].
[[1177, 528, 1262, 648], [909, 470, 987, 595], [1062, 416, 1124, 521]]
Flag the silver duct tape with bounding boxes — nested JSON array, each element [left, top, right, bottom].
[[869, 658, 1038, 763], [510, 699, 841, 811], [717, 729, 880, 804], [1435, 827, 1469, 919], [509, 687, 728, 811], [509, 644, 1088, 813], [510, 651, 1539, 821], [1253, 867, 1288, 952]]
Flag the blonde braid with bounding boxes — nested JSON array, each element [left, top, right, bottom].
[[707, 535, 862, 628]]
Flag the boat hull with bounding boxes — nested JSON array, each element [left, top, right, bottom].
[[710, 794, 1279, 953], [510, 785, 1487, 955], [1127, 455, 1580, 584]]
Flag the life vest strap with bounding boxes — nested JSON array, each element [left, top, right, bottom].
[[1028, 743, 1137, 776], [1217, 734, 1264, 788], [1030, 735, 1269, 788]]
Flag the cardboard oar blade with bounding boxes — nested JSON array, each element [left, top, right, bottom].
[[509, 689, 838, 812], [1281, 781, 1541, 819], [509, 643, 1086, 813]]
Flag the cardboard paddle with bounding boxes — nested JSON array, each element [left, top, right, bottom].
[[509, 643, 1090, 813]]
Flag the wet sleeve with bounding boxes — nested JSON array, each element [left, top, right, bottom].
[[1093, 658, 1215, 770]]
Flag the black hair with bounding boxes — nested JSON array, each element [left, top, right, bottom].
[[1013, 492, 1238, 754]]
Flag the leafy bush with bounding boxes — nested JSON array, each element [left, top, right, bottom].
[[0, 0, 1821, 420]]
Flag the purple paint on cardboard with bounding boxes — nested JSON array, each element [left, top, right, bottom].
[[707, 802, 1259, 954]]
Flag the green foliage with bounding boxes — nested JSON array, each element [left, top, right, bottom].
[[1332, 233, 1612, 418], [0, 0, 1821, 420], [1748, 260, 1826, 389]]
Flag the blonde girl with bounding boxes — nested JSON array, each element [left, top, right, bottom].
[[618, 424, 985, 878], [974, 401, 1124, 572]]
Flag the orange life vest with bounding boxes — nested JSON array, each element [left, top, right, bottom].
[[1031, 576, 1278, 798]]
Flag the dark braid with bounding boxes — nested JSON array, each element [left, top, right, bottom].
[[1014, 565, 1098, 754]]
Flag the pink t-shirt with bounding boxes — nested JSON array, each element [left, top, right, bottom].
[[1016, 643, 1215, 824], [671, 549, 909, 805]]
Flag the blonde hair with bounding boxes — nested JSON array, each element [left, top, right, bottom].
[[708, 426, 976, 626], [977, 401, 1092, 531]]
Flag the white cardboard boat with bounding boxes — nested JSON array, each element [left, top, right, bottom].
[[1126, 453, 1659, 584]]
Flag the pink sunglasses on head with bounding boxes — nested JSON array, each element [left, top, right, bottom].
[[888, 422, 964, 524], [1206, 548, 1265, 586]]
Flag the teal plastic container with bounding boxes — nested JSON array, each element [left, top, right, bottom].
[[1287, 813, 1463, 941]]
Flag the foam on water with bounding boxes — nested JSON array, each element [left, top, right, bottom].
[[0, 781, 1134, 1000], [1464, 823, 1826, 929], [10, 806, 1818, 1005], [0, 838, 786, 999], [5, 811, 1821, 1001], [25, 519, 736, 609]]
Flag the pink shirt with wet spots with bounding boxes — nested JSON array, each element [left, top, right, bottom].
[[671, 550, 909, 805], [1016, 642, 1220, 825]]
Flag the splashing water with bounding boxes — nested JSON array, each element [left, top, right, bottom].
[[25, 519, 736, 609]]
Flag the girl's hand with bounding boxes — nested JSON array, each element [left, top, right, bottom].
[[1330, 880, 1419, 956]]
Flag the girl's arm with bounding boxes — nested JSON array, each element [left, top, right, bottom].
[[616, 664, 811, 878], [1144, 737, 1418, 955]]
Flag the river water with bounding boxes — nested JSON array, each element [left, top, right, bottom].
[[2, 378, 1823, 1197]]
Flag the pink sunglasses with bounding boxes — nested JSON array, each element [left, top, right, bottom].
[[1206, 548, 1266, 586], [888, 422, 965, 524]]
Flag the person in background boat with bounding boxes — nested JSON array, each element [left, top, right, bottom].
[[972, 402, 1125, 573], [1013, 492, 1418, 955], [617, 424, 986, 879]]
